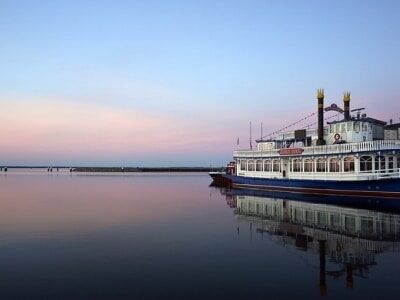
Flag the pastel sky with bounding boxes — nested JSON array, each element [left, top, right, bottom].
[[1, 0, 399, 166]]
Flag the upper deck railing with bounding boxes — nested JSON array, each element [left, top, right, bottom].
[[234, 140, 400, 158]]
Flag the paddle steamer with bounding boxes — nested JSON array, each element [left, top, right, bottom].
[[211, 89, 400, 198]]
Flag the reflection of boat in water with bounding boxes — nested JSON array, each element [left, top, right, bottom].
[[218, 187, 400, 295]]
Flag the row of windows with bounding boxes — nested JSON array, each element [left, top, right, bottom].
[[329, 122, 369, 134], [240, 160, 281, 172], [291, 157, 353, 173], [239, 156, 398, 173], [360, 155, 396, 172]]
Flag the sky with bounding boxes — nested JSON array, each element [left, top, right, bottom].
[[0, 0, 399, 166]]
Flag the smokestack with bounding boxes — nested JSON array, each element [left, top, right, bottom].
[[343, 91, 351, 120], [317, 89, 325, 146]]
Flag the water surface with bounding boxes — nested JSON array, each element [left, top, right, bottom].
[[0, 170, 399, 299]]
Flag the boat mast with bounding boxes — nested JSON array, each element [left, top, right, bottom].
[[249, 121, 253, 150]]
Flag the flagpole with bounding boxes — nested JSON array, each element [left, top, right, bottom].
[[249, 121, 252, 150]]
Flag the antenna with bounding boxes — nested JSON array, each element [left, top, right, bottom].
[[351, 107, 365, 119], [261, 122, 263, 140], [350, 107, 365, 112]]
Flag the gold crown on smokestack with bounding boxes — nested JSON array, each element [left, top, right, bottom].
[[317, 88, 324, 99], [343, 91, 351, 102]]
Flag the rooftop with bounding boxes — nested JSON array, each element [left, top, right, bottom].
[[385, 122, 400, 130], [328, 116, 387, 126]]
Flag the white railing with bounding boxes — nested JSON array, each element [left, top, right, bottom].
[[234, 140, 400, 158]]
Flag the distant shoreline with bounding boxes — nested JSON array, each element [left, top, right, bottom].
[[73, 167, 224, 172]]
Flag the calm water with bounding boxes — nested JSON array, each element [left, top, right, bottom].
[[1, 170, 400, 299]]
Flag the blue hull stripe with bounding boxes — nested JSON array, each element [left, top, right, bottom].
[[222, 175, 400, 199]]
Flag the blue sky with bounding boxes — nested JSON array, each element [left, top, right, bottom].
[[0, 0, 399, 166]]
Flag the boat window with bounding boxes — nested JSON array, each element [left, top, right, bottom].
[[345, 216, 356, 232], [362, 123, 368, 131], [294, 208, 303, 222], [329, 158, 340, 172], [256, 160, 262, 171], [292, 159, 302, 172], [317, 212, 327, 226], [304, 159, 313, 172], [316, 158, 326, 172], [247, 160, 255, 171], [264, 160, 272, 172], [375, 156, 385, 173], [341, 123, 346, 133], [347, 122, 353, 131], [240, 160, 246, 171], [354, 122, 360, 132], [305, 211, 314, 224], [360, 156, 372, 172], [272, 160, 280, 172], [343, 157, 355, 172], [388, 156, 394, 173]]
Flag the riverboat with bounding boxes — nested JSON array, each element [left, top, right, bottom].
[[210, 89, 400, 198]]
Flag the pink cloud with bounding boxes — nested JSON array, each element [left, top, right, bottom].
[[0, 98, 185, 155], [0, 94, 330, 165], [0, 96, 247, 163]]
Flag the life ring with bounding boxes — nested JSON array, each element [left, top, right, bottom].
[[334, 133, 341, 141]]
